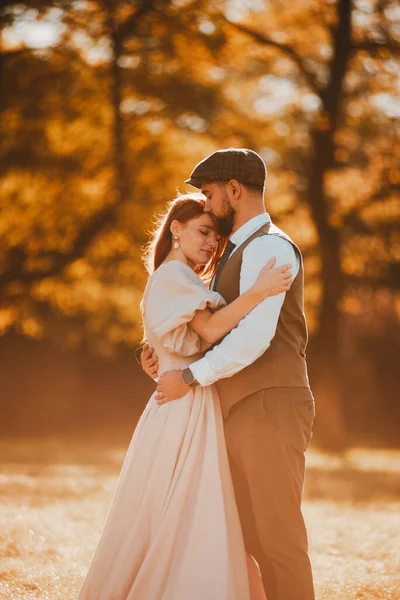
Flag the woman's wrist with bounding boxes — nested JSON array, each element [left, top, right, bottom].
[[247, 286, 267, 304]]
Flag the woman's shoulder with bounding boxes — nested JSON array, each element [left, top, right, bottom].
[[145, 259, 224, 311], [144, 261, 208, 309], [157, 259, 195, 274], [155, 260, 205, 285]]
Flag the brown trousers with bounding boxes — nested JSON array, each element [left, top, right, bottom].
[[224, 387, 315, 600]]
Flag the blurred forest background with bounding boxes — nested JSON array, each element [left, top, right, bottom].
[[1, 0, 399, 450]]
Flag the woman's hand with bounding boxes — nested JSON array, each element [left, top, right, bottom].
[[252, 257, 293, 299], [140, 343, 159, 380]]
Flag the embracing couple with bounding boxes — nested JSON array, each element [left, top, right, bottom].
[[77, 148, 316, 600]]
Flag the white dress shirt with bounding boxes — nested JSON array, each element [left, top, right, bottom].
[[190, 213, 300, 386]]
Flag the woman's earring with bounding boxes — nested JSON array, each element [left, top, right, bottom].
[[173, 236, 179, 249]]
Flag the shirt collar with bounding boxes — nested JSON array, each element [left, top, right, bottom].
[[230, 213, 271, 248]]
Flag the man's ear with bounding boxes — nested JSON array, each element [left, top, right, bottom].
[[227, 179, 241, 200]]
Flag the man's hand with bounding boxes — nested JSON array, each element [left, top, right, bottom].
[[140, 343, 159, 380], [156, 370, 190, 405]]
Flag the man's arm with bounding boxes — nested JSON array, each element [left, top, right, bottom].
[[189, 235, 299, 386]]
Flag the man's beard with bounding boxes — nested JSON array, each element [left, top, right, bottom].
[[215, 192, 235, 237], [215, 214, 234, 237]]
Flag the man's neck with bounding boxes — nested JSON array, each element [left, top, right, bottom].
[[232, 208, 267, 233]]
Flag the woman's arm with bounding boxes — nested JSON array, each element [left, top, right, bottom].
[[189, 258, 292, 344]]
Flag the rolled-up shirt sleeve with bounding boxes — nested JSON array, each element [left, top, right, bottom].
[[189, 235, 299, 387]]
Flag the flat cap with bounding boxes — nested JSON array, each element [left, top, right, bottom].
[[185, 148, 266, 189]]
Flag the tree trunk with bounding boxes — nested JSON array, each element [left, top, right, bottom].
[[308, 0, 352, 450], [104, 4, 130, 209]]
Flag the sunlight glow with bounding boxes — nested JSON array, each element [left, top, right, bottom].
[[372, 93, 400, 118], [2, 8, 65, 50]]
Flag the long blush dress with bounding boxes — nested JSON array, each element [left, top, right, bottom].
[[77, 260, 259, 600]]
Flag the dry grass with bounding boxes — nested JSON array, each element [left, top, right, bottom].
[[1, 437, 399, 600]]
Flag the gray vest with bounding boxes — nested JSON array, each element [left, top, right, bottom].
[[214, 222, 310, 418]]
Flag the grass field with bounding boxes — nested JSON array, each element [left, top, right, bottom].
[[1, 437, 399, 600]]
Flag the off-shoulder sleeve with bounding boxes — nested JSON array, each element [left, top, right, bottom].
[[144, 261, 226, 356]]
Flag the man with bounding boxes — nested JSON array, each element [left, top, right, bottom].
[[142, 148, 315, 600]]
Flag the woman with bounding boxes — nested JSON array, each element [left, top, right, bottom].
[[77, 194, 292, 600]]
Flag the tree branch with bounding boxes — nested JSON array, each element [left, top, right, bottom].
[[220, 16, 321, 95], [352, 40, 400, 56], [116, 0, 157, 40], [343, 181, 400, 230], [0, 202, 121, 290], [344, 269, 400, 289]]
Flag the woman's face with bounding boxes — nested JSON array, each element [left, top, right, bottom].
[[174, 213, 220, 266]]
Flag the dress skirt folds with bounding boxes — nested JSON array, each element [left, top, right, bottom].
[[77, 261, 252, 600]]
